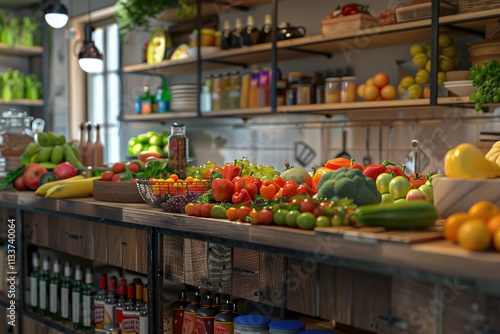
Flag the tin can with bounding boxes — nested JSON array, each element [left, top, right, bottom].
[[234, 315, 271, 334], [269, 320, 305, 334]]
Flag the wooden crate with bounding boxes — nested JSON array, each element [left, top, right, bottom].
[[459, 0, 498, 12]]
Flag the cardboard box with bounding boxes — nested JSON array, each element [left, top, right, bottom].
[[321, 14, 379, 36]]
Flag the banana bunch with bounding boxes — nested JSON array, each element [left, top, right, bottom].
[[35, 175, 101, 199], [21, 132, 85, 171]]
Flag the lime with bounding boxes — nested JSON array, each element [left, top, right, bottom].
[[131, 143, 144, 156], [137, 133, 149, 144], [149, 135, 162, 146], [273, 209, 288, 226], [128, 137, 138, 147], [315, 215, 330, 228], [148, 145, 163, 156], [380, 193, 395, 205], [285, 210, 301, 227], [296, 212, 316, 230]]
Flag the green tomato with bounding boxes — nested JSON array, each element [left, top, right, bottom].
[[315, 215, 330, 228], [273, 209, 288, 226], [330, 214, 345, 226], [389, 176, 412, 199], [380, 193, 395, 205], [376, 173, 393, 194], [285, 210, 301, 227], [296, 212, 316, 230], [418, 184, 434, 203]]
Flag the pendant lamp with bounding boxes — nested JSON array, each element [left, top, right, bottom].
[[78, 24, 104, 73], [44, 0, 69, 29]]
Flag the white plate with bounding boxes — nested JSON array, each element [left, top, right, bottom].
[[443, 80, 473, 87], [171, 84, 196, 89]]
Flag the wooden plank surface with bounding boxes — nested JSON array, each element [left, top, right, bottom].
[[259, 252, 286, 307], [184, 239, 208, 287], [163, 234, 184, 283], [334, 267, 353, 325], [232, 248, 260, 302], [136, 230, 148, 274], [23, 211, 49, 247], [106, 225, 122, 268], [319, 264, 336, 320], [208, 243, 232, 294], [79, 219, 94, 260], [121, 227, 137, 271], [57, 216, 81, 256], [441, 288, 486, 333], [93, 223, 107, 264], [286, 258, 318, 317]]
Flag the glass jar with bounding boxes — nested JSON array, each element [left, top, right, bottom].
[[296, 77, 312, 105], [325, 77, 341, 103], [340, 76, 357, 103], [211, 75, 221, 111], [0, 109, 44, 156], [168, 123, 189, 179]]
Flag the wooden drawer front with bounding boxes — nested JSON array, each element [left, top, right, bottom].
[[318, 265, 354, 324], [163, 234, 184, 283], [391, 277, 436, 334], [107, 225, 122, 268], [184, 239, 208, 287], [352, 270, 391, 333], [57, 216, 81, 256], [136, 229, 148, 274], [232, 248, 260, 302], [0, 207, 16, 241], [259, 252, 286, 307], [121, 227, 137, 271], [207, 243, 232, 294], [23, 211, 49, 247], [286, 257, 318, 316], [93, 223, 107, 263]]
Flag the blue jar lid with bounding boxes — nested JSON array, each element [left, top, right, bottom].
[[269, 320, 306, 331], [300, 330, 334, 334], [234, 315, 271, 326]]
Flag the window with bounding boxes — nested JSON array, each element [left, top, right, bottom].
[[87, 21, 120, 164]]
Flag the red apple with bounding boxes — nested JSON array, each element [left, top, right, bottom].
[[23, 164, 48, 190], [53, 162, 77, 180], [138, 151, 161, 163], [13, 176, 27, 191]]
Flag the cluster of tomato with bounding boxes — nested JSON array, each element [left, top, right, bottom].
[[211, 163, 317, 207], [185, 197, 355, 230]]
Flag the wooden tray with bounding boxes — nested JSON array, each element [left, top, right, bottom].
[[93, 180, 145, 203]]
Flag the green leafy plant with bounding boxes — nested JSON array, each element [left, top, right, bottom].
[[115, 0, 194, 38]]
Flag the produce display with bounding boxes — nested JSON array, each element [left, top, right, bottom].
[[357, 72, 397, 101], [469, 59, 500, 111], [0, 10, 39, 47], [127, 130, 169, 157], [398, 33, 457, 99], [0, 69, 43, 101]]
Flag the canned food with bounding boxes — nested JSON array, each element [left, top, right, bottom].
[[234, 315, 271, 334], [269, 320, 305, 334], [340, 76, 357, 103]]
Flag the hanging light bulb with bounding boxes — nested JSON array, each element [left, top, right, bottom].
[[78, 24, 104, 73], [44, 0, 69, 29]]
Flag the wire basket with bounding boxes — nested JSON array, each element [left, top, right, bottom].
[[136, 179, 211, 207]]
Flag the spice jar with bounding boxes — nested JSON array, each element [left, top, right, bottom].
[[325, 77, 341, 103], [189, 29, 215, 47], [340, 76, 357, 103], [168, 123, 189, 179], [269, 320, 305, 334], [296, 76, 312, 105], [234, 315, 270, 334]]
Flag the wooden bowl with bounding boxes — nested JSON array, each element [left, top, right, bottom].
[[93, 180, 145, 203], [445, 70, 470, 82], [433, 176, 500, 218]]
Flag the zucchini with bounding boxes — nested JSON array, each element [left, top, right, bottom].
[[349, 200, 438, 230]]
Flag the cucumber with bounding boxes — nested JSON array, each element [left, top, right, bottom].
[[350, 200, 438, 230]]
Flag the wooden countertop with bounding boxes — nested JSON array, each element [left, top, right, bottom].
[[2, 191, 500, 293]]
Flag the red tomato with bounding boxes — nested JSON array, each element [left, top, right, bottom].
[[200, 204, 213, 218], [249, 209, 260, 225], [257, 209, 274, 225], [237, 206, 252, 223], [300, 199, 317, 213], [101, 171, 114, 181]]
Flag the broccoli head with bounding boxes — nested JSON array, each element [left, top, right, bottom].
[[317, 167, 381, 206]]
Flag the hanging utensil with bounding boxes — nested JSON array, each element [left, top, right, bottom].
[[335, 128, 351, 159], [412, 139, 419, 175], [388, 125, 393, 161], [363, 127, 372, 166], [378, 126, 383, 164], [294, 141, 316, 167]]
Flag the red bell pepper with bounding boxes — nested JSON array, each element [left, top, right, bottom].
[[211, 178, 235, 202], [384, 161, 408, 178], [272, 188, 283, 200], [232, 176, 245, 193], [249, 177, 262, 192], [272, 176, 286, 188], [222, 163, 242, 180], [325, 157, 351, 170], [296, 183, 317, 197], [260, 183, 277, 200], [232, 188, 253, 206], [202, 166, 224, 180], [282, 180, 298, 198], [342, 3, 358, 16], [363, 164, 388, 181], [350, 162, 365, 171], [245, 182, 258, 200]]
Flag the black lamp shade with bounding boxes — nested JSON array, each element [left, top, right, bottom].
[[44, 0, 69, 29], [78, 25, 104, 73]]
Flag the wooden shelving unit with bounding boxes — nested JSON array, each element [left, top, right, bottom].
[[0, 99, 44, 107], [0, 43, 43, 57]]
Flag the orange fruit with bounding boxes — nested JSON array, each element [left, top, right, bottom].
[[357, 83, 366, 100], [457, 218, 492, 251], [312, 166, 332, 190], [372, 72, 390, 88], [468, 201, 500, 222], [494, 229, 500, 252], [380, 84, 397, 100], [444, 212, 471, 243], [363, 84, 380, 101], [487, 213, 500, 234]]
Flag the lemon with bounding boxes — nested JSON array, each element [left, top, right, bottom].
[[415, 69, 430, 84], [423, 42, 432, 56], [437, 71, 447, 85], [441, 45, 457, 58], [407, 84, 422, 99], [410, 43, 424, 57], [398, 83, 405, 98], [412, 52, 428, 69], [400, 75, 415, 88], [438, 33, 453, 48], [439, 56, 455, 72], [425, 59, 432, 73]]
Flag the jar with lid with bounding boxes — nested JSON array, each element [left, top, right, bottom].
[[228, 71, 241, 109], [220, 73, 231, 109], [276, 80, 287, 106], [0, 109, 44, 156], [340, 76, 357, 103], [201, 75, 213, 112], [296, 76, 312, 105], [234, 315, 270, 334], [211, 75, 221, 111], [269, 320, 305, 334], [168, 123, 189, 179], [325, 77, 341, 103]]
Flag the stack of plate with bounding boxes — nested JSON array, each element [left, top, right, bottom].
[[443, 80, 475, 97], [171, 84, 197, 112]]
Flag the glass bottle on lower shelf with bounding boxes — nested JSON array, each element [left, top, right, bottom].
[[29, 252, 40, 312], [82, 268, 95, 332], [60, 261, 73, 322], [49, 258, 62, 321], [39, 256, 50, 316], [72, 265, 84, 330]]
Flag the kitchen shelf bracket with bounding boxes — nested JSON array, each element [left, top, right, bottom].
[[284, 46, 332, 58], [205, 59, 249, 68]]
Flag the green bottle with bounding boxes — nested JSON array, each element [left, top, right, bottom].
[[60, 262, 73, 322], [49, 258, 62, 321], [72, 265, 84, 330], [39, 256, 50, 316], [29, 252, 40, 312], [158, 76, 171, 113]]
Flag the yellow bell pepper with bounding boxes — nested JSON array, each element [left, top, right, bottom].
[[444, 143, 500, 178], [485, 141, 500, 168]]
